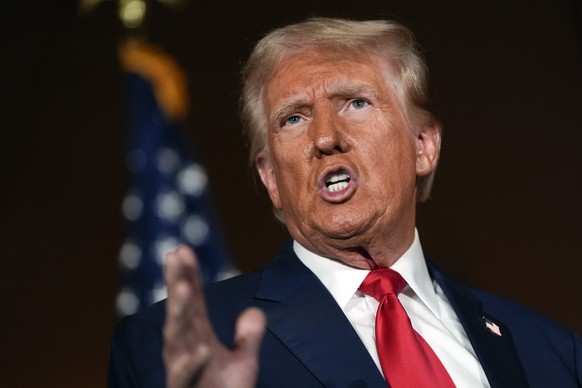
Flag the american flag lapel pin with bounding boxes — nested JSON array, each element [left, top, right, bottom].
[[483, 316, 503, 336]]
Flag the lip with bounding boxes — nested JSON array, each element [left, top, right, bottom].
[[317, 165, 358, 203]]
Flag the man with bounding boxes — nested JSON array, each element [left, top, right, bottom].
[[109, 18, 582, 387]]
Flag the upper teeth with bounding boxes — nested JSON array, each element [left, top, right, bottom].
[[326, 173, 350, 192]]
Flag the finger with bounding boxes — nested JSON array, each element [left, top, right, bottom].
[[165, 343, 210, 388], [164, 246, 216, 360], [164, 245, 197, 292], [164, 251, 192, 357], [234, 307, 267, 360], [174, 246, 210, 321], [165, 246, 209, 320], [164, 247, 206, 354]]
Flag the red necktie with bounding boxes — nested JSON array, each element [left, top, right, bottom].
[[359, 268, 455, 387]]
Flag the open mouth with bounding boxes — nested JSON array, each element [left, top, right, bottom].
[[318, 166, 357, 202], [325, 172, 351, 192]]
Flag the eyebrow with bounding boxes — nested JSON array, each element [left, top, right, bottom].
[[330, 82, 381, 101], [268, 81, 382, 126], [269, 95, 310, 127]]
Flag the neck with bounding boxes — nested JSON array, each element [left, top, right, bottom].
[[293, 226, 416, 270]]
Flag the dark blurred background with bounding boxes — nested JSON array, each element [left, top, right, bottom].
[[1, 0, 581, 386]]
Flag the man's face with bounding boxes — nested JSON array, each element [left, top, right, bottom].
[[256, 48, 439, 268]]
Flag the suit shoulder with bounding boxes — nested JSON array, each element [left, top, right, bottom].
[[204, 270, 265, 341], [466, 286, 581, 349], [108, 301, 167, 387], [469, 287, 571, 328], [431, 263, 578, 339], [434, 271, 582, 386], [128, 299, 167, 329], [205, 269, 263, 301]]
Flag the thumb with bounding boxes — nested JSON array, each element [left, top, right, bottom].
[[234, 307, 266, 359]]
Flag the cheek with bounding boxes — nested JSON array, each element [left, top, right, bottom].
[[367, 122, 410, 163], [271, 155, 304, 199], [272, 138, 312, 175], [366, 127, 417, 189]]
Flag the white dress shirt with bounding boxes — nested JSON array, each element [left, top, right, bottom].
[[293, 229, 491, 387]]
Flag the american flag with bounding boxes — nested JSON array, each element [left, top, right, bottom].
[[116, 41, 236, 317]]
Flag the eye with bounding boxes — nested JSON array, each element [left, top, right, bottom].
[[350, 99, 369, 109], [284, 115, 302, 126]]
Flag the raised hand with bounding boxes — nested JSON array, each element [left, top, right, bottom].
[[163, 246, 266, 388]]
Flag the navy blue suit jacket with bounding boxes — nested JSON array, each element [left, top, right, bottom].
[[109, 242, 582, 387]]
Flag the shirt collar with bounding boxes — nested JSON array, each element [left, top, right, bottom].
[[293, 229, 441, 317]]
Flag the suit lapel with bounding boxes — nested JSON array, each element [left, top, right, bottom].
[[428, 263, 529, 388], [256, 243, 386, 387]]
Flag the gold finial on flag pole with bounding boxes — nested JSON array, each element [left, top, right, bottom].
[[118, 0, 147, 29], [77, 0, 189, 30]]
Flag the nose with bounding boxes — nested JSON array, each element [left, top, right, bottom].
[[310, 109, 349, 158]]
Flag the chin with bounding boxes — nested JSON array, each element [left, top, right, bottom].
[[316, 215, 374, 242]]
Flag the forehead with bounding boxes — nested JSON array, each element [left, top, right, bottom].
[[263, 48, 394, 108]]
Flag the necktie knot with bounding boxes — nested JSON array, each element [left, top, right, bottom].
[[358, 267, 455, 387], [359, 267, 407, 301]]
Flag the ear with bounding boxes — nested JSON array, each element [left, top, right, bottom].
[[255, 151, 282, 209], [415, 123, 441, 176]]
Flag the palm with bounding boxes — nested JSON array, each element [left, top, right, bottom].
[[163, 246, 266, 388]]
